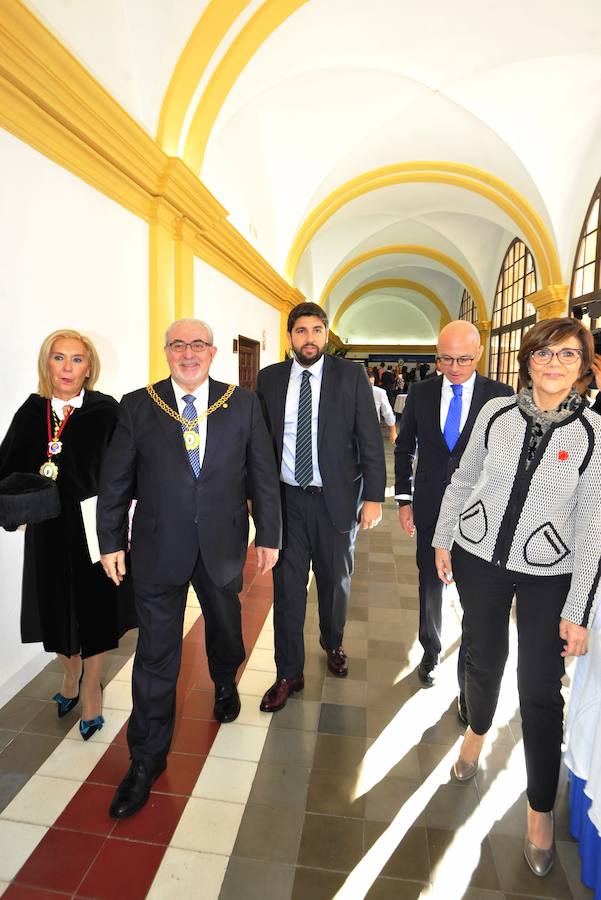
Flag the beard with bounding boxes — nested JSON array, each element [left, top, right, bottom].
[[293, 343, 326, 367]]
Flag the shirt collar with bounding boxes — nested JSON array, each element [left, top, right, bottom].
[[170, 377, 209, 404], [51, 388, 85, 419], [442, 371, 476, 392], [291, 354, 325, 380]]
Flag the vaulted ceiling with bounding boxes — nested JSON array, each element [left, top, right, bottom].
[[25, 0, 601, 344]]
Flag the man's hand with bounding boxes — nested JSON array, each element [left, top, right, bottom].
[[559, 619, 588, 657], [397, 503, 415, 537], [101, 550, 126, 586], [434, 548, 454, 584], [360, 500, 382, 530], [388, 426, 397, 445], [256, 546, 279, 575]]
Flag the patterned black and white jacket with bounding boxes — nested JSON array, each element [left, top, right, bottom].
[[432, 395, 601, 627]]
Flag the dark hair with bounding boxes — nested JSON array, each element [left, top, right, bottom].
[[287, 302, 329, 332], [517, 317, 594, 388]]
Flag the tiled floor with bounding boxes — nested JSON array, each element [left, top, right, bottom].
[[0, 437, 594, 899]]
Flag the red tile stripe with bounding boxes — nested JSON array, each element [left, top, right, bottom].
[[5, 546, 273, 900]]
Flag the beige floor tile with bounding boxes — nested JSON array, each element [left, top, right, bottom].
[[210, 723, 268, 762], [0, 819, 47, 880], [64, 707, 129, 744], [237, 668, 272, 697], [0, 775, 80, 827], [102, 679, 133, 711], [184, 606, 200, 624], [236, 694, 272, 728], [170, 797, 245, 854], [0, 880, 8, 896], [147, 848, 227, 900], [192, 757, 257, 804], [113, 657, 134, 682], [37, 737, 107, 781], [253, 630, 275, 651], [245, 648, 276, 674]]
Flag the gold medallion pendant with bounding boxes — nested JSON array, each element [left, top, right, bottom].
[[183, 430, 200, 450], [39, 460, 59, 480]]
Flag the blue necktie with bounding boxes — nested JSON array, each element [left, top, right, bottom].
[[182, 394, 201, 478], [295, 371, 313, 488], [443, 383, 463, 451]]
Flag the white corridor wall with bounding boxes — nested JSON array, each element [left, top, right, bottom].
[[0, 129, 149, 704]]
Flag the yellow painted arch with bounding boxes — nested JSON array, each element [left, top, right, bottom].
[[286, 162, 562, 289], [180, 0, 310, 173], [156, 0, 252, 154], [331, 279, 451, 333], [319, 245, 487, 323]]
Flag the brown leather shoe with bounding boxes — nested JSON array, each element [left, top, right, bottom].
[[259, 676, 304, 712], [320, 637, 349, 678]]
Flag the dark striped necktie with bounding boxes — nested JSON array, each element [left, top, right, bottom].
[[182, 394, 201, 478], [295, 370, 313, 488]]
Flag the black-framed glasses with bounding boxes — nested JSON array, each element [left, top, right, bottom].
[[436, 355, 475, 367], [530, 347, 583, 366], [167, 339, 212, 354]]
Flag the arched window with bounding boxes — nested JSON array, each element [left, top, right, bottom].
[[459, 289, 478, 325], [488, 239, 537, 389], [570, 179, 601, 331]]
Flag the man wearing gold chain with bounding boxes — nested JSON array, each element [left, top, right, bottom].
[[97, 318, 281, 819]]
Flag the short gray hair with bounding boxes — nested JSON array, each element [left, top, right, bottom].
[[164, 318, 214, 346]]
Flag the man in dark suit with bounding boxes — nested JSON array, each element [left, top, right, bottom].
[[256, 302, 386, 711], [395, 320, 513, 717], [97, 318, 281, 818]]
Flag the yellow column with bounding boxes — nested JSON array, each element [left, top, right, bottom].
[[475, 319, 491, 374], [280, 307, 290, 361], [174, 217, 196, 320], [529, 284, 570, 320], [149, 199, 177, 382]]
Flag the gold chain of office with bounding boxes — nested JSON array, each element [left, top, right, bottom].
[[146, 383, 236, 428]]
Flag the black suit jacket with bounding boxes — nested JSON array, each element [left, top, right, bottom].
[[394, 373, 514, 530], [256, 355, 386, 533], [97, 377, 282, 587]]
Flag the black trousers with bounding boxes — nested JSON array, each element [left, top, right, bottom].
[[273, 484, 358, 679], [416, 523, 465, 691], [128, 552, 244, 764], [452, 543, 570, 812]]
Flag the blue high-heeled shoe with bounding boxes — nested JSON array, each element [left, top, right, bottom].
[[52, 672, 83, 718], [79, 715, 105, 741]]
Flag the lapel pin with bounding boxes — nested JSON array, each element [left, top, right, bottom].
[[558, 450, 569, 460]]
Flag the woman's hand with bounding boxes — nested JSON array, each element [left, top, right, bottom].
[[591, 353, 601, 390], [559, 618, 588, 657], [434, 548, 454, 585]]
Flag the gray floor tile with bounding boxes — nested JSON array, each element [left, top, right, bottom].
[[312, 733, 367, 773], [219, 857, 295, 900], [291, 866, 345, 899], [0, 772, 30, 812], [364, 821, 430, 881], [365, 877, 425, 899], [318, 702, 366, 737], [232, 804, 304, 864], [0, 695, 48, 731], [297, 812, 363, 871], [19, 670, 64, 700], [306, 767, 366, 818], [248, 762, 310, 811], [489, 832, 573, 898], [0, 729, 17, 753], [428, 827, 501, 891], [0, 732, 61, 775], [270, 699, 321, 732], [260, 728, 317, 768], [23, 701, 81, 737], [322, 677, 367, 707]]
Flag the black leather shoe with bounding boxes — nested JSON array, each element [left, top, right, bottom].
[[109, 758, 166, 819], [260, 676, 304, 712], [319, 636, 349, 677], [213, 683, 241, 723], [417, 662, 435, 687], [457, 693, 468, 725]]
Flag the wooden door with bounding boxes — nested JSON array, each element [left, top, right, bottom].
[[238, 336, 260, 391]]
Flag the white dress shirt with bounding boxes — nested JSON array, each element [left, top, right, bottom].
[[51, 388, 85, 420], [372, 385, 396, 426], [281, 356, 324, 487], [171, 377, 209, 469]]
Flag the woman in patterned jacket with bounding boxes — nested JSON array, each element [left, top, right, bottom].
[[433, 317, 601, 878]]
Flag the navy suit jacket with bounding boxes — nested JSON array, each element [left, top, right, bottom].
[[256, 354, 386, 533], [97, 377, 282, 587], [394, 372, 514, 530]]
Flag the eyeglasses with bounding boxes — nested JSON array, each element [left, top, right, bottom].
[[436, 356, 475, 367], [166, 340, 212, 354], [530, 348, 583, 366]]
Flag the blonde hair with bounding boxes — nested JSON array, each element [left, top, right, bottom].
[[37, 329, 101, 398]]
